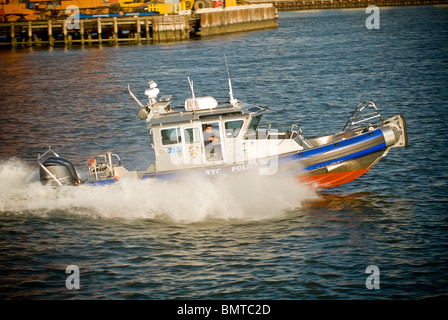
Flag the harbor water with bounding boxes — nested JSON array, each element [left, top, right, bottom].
[[0, 6, 447, 300]]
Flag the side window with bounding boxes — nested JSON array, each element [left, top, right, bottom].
[[225, 120, 244, 138], [161, 128, 181, 145], [248, 116, 261, 131], [184, 128, 200, 144], [244, 116, 262, 139]]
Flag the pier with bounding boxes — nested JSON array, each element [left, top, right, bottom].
[[0, 4, 277, 47], [0, 15, 195, 46], [0, 15, 190, 46]]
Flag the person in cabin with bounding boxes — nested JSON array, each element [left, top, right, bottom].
[[203, 124, 221, 161]]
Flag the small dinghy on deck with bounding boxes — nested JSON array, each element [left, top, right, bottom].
[[38, 71, 408, 189]]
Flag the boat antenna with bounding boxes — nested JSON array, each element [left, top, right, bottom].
[[128, 83, 145, 109], [187, 76, 196, 112], [187, 76, 195, 99], [224, 55, 238, 107]]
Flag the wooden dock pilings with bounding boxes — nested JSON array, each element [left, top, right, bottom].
[[0, 15, 192, 47], [0, 4, 278, 47], [152, 15, 191, 42]]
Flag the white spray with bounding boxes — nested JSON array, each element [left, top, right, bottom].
[[0, 159, 318, 223]]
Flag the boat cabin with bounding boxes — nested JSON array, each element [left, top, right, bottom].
[[140, 87, 307, 173]]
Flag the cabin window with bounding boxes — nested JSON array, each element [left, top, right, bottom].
[[225, 120, 244, 138], [184, 128, 200, 144], [161, 128, 181, 145], [248, 116, 261, 131], [244, 116, 263, 139]]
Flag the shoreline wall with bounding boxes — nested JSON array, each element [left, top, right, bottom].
[[152, 15, 190, 42], [197, 4, 278, 37]]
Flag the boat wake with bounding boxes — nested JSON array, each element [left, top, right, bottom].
[[0, 159, 318, 223]]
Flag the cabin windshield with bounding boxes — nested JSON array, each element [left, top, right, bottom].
[[248, 115, 262, 131], [244, 115, 263, 139]]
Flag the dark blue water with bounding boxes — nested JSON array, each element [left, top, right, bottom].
[[1, 6, 447, 300]]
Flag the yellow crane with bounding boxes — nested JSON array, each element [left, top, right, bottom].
[[1, 0, 112, 21], [117, 0, 236, 15], [0, 0, 237, 22]]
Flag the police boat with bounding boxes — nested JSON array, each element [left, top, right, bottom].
[[38, 75, 408, 189]]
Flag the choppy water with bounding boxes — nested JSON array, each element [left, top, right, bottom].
[[0, 6, 447, 300]]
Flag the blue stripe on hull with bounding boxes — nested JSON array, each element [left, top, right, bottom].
[[302, 142, 386, 172], [278, 129, 384, 165], [85, 178, 117, 186]]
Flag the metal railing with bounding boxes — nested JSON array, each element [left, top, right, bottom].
[[87, 152, 121, 181], [341, 101, 384, 132], [254, 123, 312, 148]]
